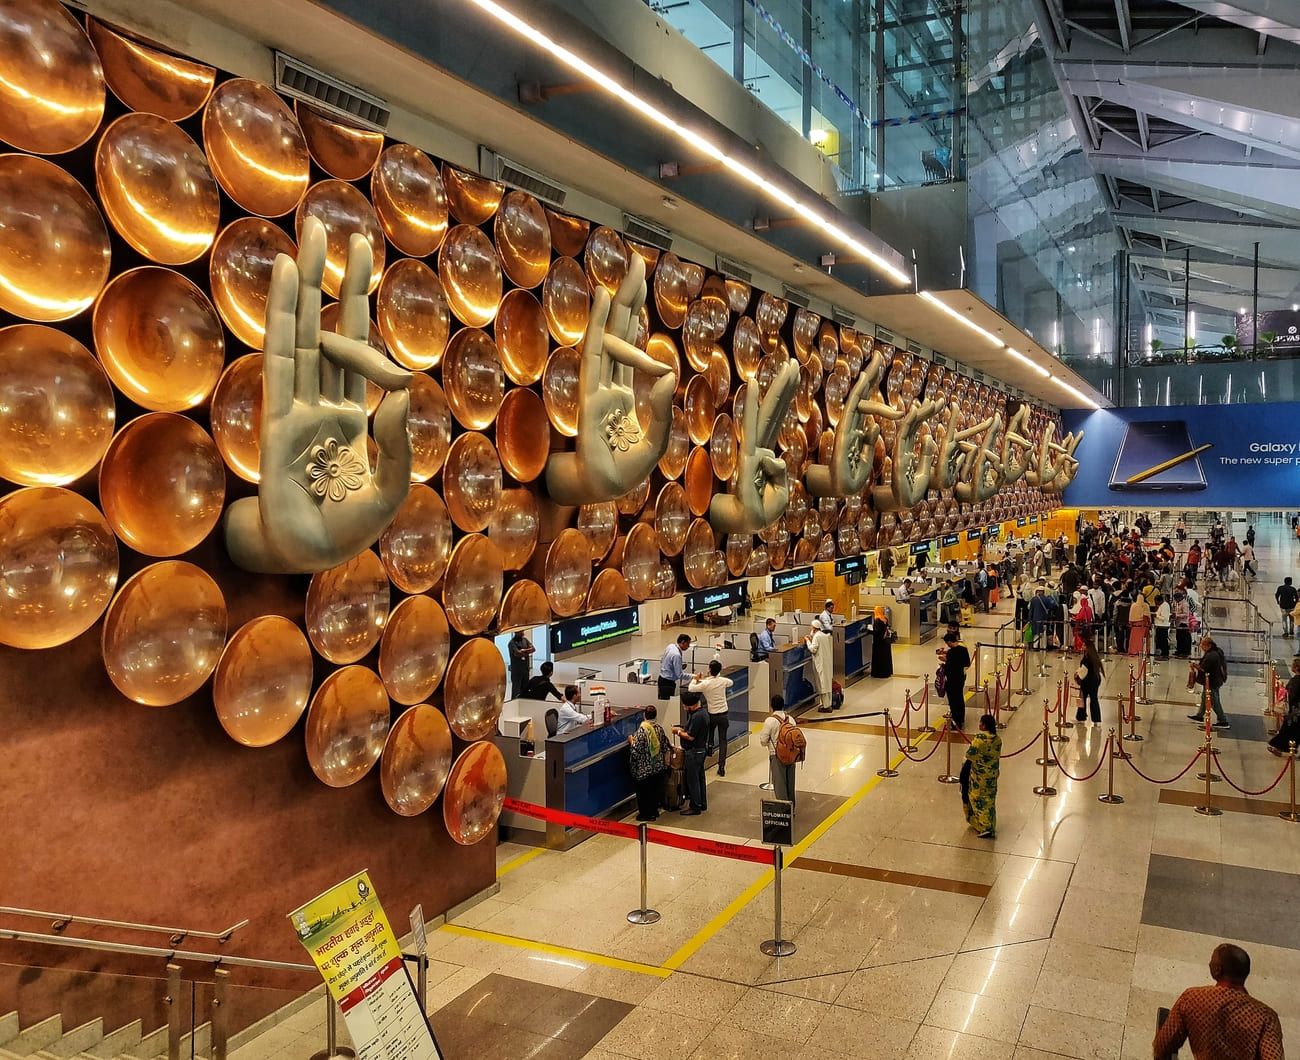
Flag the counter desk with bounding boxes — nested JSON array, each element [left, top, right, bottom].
[[766, 642, 817, 714], [861, 586, 940, 644], [840, 617, 872, 682]]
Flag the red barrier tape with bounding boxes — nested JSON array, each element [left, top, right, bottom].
[[644, 828, 774, 865], [503, 797, 639, 839]]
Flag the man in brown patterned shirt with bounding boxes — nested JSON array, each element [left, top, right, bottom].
[[1154, 943, 1284, 1059]]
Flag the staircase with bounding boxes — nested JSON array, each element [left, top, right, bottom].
[[0, 1012, 211, 1060]]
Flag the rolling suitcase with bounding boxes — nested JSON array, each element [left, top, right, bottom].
[[663, 736, 685, 811]]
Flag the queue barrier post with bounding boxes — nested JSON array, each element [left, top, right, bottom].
[[1054, 679, 1072, 743], [1280, 743, 1300, 824], [1003, 659, 1018, 712], [759, 846, 795, 958], [1112, 696, 1131, 760], [938, 716, 960, 784], [1019, 648, 1031, 696], [1194, 739, 1222, 817], [902, 689, 918, 752], [1036, 698, 1054, 766], [626, 824, 661, 926], [1033, 720, 1057, 797], [1124, 676, 1145, 744], [877, 707, 899, 778], [309, 995, 354, 1060], [918, 684, 935, 734], [1098, 730, 1124, 805], [1195, 686, 1221, 782]]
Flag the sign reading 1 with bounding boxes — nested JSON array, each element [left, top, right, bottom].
[[834, 555, 865, 576], [941, 533, 960, 547], [985, 525, 999, 539], [910, 540, 932, 556], [966, 529, 982, 541], [685, 582, 747, 616], [771, 566, 814, 592], [550, 606, 640, 652]]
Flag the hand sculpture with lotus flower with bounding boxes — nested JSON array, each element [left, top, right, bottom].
[[224, 217, 412, 574]]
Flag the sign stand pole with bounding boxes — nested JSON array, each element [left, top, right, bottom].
[[310, 996, 355, 1060], [759, 846, 796, 957], [626, 824, 661, 925]]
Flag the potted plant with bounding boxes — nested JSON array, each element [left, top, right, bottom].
[[1259, 330, 1278, 358], [1220, 334, 1239, 359]]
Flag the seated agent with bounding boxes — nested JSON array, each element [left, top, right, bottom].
[[523, 661, 563, 702], [756, 617, 778, 657], [553, 685, 588, 736], [1153, 943, 1283, 1060]]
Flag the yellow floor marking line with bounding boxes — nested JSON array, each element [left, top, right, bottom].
[[496, 846, 546, 877], [439, 923, 671, 977], [660, 726, 938, 971]]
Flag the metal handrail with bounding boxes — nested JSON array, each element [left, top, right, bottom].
[[0, 906, 248, 946], [0, 927, 312, 973]]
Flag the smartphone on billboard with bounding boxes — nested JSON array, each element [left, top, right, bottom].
[[1108, 420, 1207, 491]]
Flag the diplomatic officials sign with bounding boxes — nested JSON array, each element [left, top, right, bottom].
[[1062, 403, 1300, 508], [550, 607, 640, 652]]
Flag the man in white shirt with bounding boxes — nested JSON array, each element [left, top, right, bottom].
[[688, 660, 735, 776], [554, 685, 588, 735], [894, 579, 913, 602], [1154, 594, 1172, 658], [758, 694, 800, 807], [818, 599, 835, 631]]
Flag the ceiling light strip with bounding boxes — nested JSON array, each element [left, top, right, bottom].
[[917, 291, 1003, 347], [464, 0, 912, 286], [1003, 345, 1050, 378], [1048, 374, 1100, 410]]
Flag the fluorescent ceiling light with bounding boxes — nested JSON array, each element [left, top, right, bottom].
[[918, 291, 1003, 346], [1048, 373, 1100, 410], [464, 0, 912, 286], [1004, 345, 1051, 377]]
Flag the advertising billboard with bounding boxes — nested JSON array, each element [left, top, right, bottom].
[[1062, 403, 1300, 508]]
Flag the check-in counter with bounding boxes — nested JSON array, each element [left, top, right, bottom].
[[914, 585, 940, 643], [860, 586, 938, 645], [767, 642, 816, 714], [841, 617, 872, 681]]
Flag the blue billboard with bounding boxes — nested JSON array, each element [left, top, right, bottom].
[[1062, 403, 1300, 508]]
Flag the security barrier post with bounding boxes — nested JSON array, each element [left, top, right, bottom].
[[1280, 743, 1300, 824], [1194, 739, 1222, 817], [1097, 731, 1124, 804], [1195, 686, 1220, 782], [1112, 696, 1131, 760], [627, 824, 661, 925], [1033, 721, 1057, 797], [759, 846, 796, 957], [877, 707, 899, 778], [938, 717, 960, 784], [902, 690, 918, 752], [918, 685, 935, 734]]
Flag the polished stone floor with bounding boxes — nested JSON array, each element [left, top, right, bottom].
[[419, 516, 1299, 1060]]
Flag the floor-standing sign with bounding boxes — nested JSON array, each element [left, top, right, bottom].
[[290, 871, 441, 1060]]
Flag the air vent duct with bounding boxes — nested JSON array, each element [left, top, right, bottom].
[[715, 256, 753, 283], [907, 341, 923, 355], [876, 327, 896, 346], [782, 285, 810, 309], [275, 53, 389, 131], [479, 148, 568, 208], [831, 308, 855, 328], [622, 213, 673, 252]]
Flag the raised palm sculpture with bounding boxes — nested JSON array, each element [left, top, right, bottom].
[[955, 413, 1003, 504], [710, 360, 800, 533], [1026, 422, 1064, 489], [1000, 405, 1034, 486], [546, 253, 676, 505], [225, 217, 413, 574], [806, 351, 900, 497], [1045, 431, 1083, 493], [873, 395, 945, 510]]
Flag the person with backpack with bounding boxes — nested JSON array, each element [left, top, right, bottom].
[[1276, 577, 1298, 637], [1074, 635, 1105, 723], [1189, 636, 1230, 729], [759, 694, 804, 808], [1172, 591, 1192, 658]]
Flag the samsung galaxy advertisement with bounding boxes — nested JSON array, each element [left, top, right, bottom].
[[1062, 403, 1300, 508]]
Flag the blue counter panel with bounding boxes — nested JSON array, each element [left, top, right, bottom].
[[779, 644, 816, 711], [844, 619, 871, 680]]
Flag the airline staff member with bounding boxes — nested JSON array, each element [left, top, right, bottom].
[[657, 634, 692, 701]]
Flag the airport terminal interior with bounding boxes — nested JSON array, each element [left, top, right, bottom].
[[2, 0, 1299, 1057]]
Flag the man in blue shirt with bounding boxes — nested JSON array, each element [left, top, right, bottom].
[[756, 618, 777, 658], [657, 634, 692, 701]]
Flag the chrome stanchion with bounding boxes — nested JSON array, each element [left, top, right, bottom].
[[938, 718, 960, 784], [1280, 743, 1300, 823], [627, 824, 661, 925], [759, 847, 796, 957], [918, 685, 935, 734], [310, 996, 355, 1060], [165, 963, 182, 1060], [1097, 731, 1124, 804], [1033, 721, 1057, 797], [877, 707, 899, 778]]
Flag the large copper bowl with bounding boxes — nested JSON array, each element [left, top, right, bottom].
[[545, 528, 592, 618], [577, 502, 618, 561], [438, 224, 503, 327], [0, 325, 115, 486], [92, 267, 224, 411], [443, 637, 506, 742], [98, 413, 225, 557], [496, 288, 549, 386], [305, 549, 391, 664], [616, 478, 650, 517], [442, 164, 504, 225], [297, 102, 383, 180], [488, 488, 539, 570], [209, 218, 295, 349], [584, 225, 629, 295], [304, 665, 390, 788], [372, 144, 448, 257], [443, 740, 507, 846], [0, 154, 110, 321], [654, 482, 690, 557], [682, 518, 718, 589], [497, 387, 550, 484], [495, 190, 551, 289], [296, 180, 385, 298], [0, 0, 104, 154], [653, 253, 689, 329], [377, 258, 449, 371], [542, 257, 590, 347], [622, 522, 659, 602], [378, 484, 451, 594], [380, 704, 453, 815], [442, 533, 503, 635], [101, 561, 227, 706], [498, 579, 549, 630], [0, 487, 117, 649], [541, 345, 581, 437], [378, 595, 450, 706], [546, 208, 589, 258], [684, 447, 713, 517], [588, 568, 630, 611], [683, 375, 715, 446], [725, 534, 753, 576], [95, 113, 219, 264], [442, 327, 504, 430], [87, 18, 214, 121], [202, 78, 307, 216], [210, 354, 263, 483], [443, 431, 502, 532], [658, 407, 689, 480], [407, 373, 452, 482], [710, 413, 738, 480], [212, 615, 313, 747]]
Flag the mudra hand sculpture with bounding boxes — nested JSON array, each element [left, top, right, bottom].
[[954, 414, 1003, 503], [931, 405, 977, 491], [1000, 405, 1034, 486], [806, 351, 900, 497], [873, 395, 945, 510], [546, 253, 676, 505], [225, 217, 413, 573], [1045, 431, 1082, 493], [710, 360, 800, 533]]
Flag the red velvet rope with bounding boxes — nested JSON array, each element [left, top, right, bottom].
[[1216, 756, 1292, 797], [1050, 737, 1110, 781], [887, 716, 945, 762], [998, 730, 1043, 759], [1121, 747, 1204, 785]]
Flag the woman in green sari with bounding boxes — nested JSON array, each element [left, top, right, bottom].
[[962, 713, 1001, 838]]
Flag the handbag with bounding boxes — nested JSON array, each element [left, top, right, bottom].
[[1074, 662, 1088, 683]]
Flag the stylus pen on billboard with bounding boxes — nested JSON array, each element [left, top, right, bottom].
[[1124, 444, 1214, 485]]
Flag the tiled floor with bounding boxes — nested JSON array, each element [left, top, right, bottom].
[[230, 516, 1300, 1059]]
